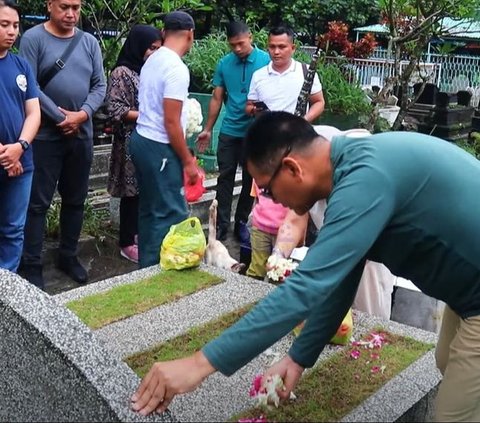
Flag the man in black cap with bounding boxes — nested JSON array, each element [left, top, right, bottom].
[[130, 11, 198, 268]]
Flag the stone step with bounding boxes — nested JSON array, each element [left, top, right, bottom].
[[55, 265, 441, 423]]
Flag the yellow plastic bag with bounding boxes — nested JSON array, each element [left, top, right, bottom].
[[160, 217, 206, 270], [293, 309, 353, 346]]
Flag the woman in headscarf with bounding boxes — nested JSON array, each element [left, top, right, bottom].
[[106, 25, 162, 264]]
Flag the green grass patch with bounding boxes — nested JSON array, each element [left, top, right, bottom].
[[66, 269, 222, 329], [125, 303, 255, 378], [235, 329, 434, 422]]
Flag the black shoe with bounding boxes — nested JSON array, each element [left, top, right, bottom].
[[234, 221, 250, 244], [216, 226, 228, 241], [57, 255, 88, 284], [19, 264, 44, 289]]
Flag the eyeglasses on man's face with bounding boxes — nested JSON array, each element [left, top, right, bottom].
[[261, 145, 292, 200]]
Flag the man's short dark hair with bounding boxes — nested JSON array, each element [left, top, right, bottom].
[[0, 0, 21, 15], [269, 25, 295, 42], [226, 21, 249, 39], [244, 111, 320, 173]]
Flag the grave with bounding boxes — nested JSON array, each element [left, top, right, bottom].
[[414, 90, 475, 141], [55, 265, 442, 422], [0, 269, 175, 423]]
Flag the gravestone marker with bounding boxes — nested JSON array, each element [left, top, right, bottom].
[[0, 269, 175, 423], [457, 90, 472, 107], [414, 83, 439, 105]]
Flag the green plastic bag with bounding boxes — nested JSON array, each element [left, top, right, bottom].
[[160, 217, 207, 270]]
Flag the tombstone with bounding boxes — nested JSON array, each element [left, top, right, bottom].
[[0, 269, 175, 423], [435, 92, 450, 109], [457, 90, 472, 107], [414, 83, 439, 105]]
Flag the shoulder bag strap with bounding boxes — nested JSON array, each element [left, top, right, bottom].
[[39, 29, 84, 90]]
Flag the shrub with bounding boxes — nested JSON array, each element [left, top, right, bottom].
[[317, 62, 371, 115]]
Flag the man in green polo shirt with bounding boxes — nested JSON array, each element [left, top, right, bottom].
[[133, 112, 480, 422], [196, 21, 269, 241]]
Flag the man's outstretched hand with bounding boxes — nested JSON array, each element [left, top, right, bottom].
[[131, 351, 216, 416], [263, 354, 304, 402]]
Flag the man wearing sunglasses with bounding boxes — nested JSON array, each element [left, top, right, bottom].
[[132, 111, 480, 422]]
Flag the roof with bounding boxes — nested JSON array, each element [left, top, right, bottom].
[[354, 18, 480, 40]]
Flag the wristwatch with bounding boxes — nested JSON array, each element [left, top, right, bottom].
[[17, 139, 30, 151]]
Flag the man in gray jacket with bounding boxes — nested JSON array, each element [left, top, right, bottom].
[[19, 0, 106, 288]]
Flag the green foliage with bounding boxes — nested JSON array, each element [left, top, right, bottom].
[[81, 0, 212, 73], [457, 134, 480, 159], [185, 28, 269, 93], [358, 114, 391, 133], [45, 199, 111, 240], [317, 63, 371, 115], [45, 201, 61, 239], [17, 0, 46, 17], [209, 0, 380, 43], [184, 32, 230, 93]]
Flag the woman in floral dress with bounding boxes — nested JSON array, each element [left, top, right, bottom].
[[106, 25, 162, 263]]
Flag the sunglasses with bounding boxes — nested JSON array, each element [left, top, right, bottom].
[[261, 145, 292, 200]]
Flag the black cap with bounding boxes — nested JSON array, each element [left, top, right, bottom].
[[163, 11, 195, 31]]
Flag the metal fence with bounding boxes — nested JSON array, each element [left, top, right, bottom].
[[300, 46, 480, 107]]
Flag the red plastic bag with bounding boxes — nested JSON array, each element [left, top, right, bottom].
[[184, 166, 206, 203]]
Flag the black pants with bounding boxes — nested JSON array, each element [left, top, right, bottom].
[[119, 196, 138, 247], [22, 137, 93, 266], [215, 133, 253, 230]]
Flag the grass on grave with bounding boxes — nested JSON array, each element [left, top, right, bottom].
[[125, 304, 433, 423], [66, 269, 223, 329], [125, 303, 255, 378], [235, 328, 434, 422]]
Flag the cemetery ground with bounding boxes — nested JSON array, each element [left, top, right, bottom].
[[52, 263, 440, 422], [66, 271, 434, 422]]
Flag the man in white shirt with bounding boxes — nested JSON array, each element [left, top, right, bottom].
[[246, 25, 325, 121], [130, 11, 197, 268]]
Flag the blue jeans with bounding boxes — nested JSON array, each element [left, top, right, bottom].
[[130, 130, 188, 268], [0, 169, 33, 272]]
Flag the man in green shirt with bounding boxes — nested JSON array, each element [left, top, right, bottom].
[[132, 112, 480, 422], [196, 22, 269, 241]]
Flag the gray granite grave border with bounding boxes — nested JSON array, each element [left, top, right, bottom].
[[54, 265, 441, 422], [0, 269, 173, 422]]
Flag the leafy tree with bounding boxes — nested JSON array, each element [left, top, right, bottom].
[[17, 0, 46, 16], [198, 0, 380, 42], [81, 0, 211, 72]]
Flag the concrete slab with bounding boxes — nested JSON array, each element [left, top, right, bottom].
[[0, 269, 175, 423], [54, 265, 440, 422]]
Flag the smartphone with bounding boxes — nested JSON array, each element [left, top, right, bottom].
[[253, 101, 269, 112]]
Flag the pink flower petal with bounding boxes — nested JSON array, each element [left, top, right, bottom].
[[371, 366, 380, 374], [350, 349, 361, 360], [238, 417, 267, 423]]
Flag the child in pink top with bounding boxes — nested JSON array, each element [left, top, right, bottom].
[[246, 181, 289, 280]]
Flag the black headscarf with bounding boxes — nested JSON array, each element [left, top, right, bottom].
[[115, 24, 161, 74]]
